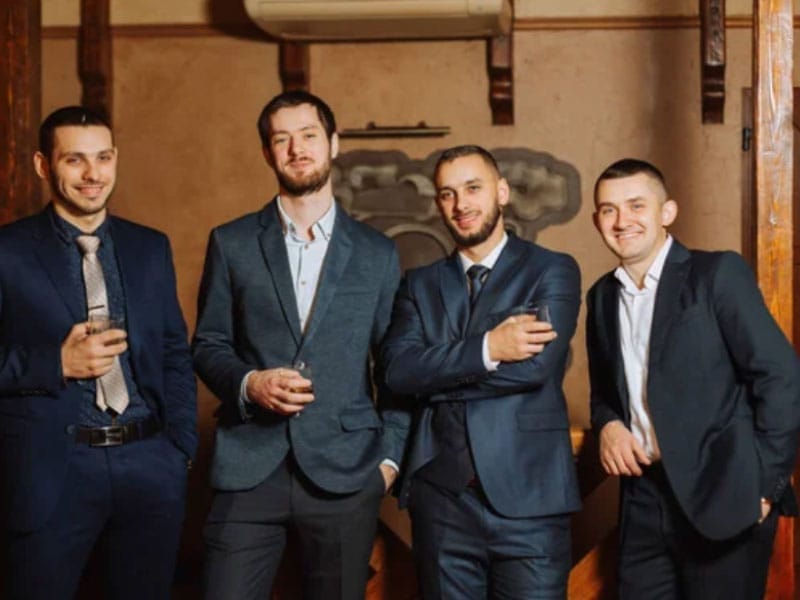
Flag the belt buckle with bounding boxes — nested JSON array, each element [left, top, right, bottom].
[[90, 425, 125, 447]]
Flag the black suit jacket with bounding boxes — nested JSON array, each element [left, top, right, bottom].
[[0, 207, 197, 532], [587, 240, 800, 540], [383, 233, 582, 518]]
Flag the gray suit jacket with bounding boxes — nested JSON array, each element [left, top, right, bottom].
[[192, 200, 407, 494]]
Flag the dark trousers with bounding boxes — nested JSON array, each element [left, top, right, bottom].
[[619, 464, 779, 600], [2, 435, 188, 600], [203, 457, 385, 600], [409, 478, 571, 600]]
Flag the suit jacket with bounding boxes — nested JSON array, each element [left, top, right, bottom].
[[0, 207, 197, 532], [587, 240, 800, 541], [192, 200, 406, 495], [381, 233, 582, 518]]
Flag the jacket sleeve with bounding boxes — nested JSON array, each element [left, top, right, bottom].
[[382, 254, 580, 402], [586, 282, 625, 435], [371, 245, 412, 465], [191, 228, 255, 413], [711, 252, 800, 503], [159, 237, 198, 460]]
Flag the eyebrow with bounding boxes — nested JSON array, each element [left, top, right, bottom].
[[271, 124, 321, 137]]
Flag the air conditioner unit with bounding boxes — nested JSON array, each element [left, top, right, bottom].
[[244, 0, 513, 41]]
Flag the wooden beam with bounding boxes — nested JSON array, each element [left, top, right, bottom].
[[753, 0, 794, 597], [279, 42, 309, 91], [79, 0, 112, 122], [488, 32, 514, 125], [700, 0, 726, 123], [0, 0, 42, 224]]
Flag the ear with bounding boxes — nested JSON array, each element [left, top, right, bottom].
[[497, 177, 510, 208], [661, 199, 678, 227], [33, 151, 49, 180], [330, 132, 340, 159]]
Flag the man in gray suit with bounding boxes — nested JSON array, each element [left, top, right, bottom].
[[192, 91, 408, 600]]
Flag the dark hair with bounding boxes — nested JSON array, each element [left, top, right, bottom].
[[594, 158, 667, 200], [257, 90, 337, 147], [434, 145, 501, 181], [39, 106, 112, 160]]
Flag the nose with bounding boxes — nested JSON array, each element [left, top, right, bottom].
[[83, 160, 100, 181], [613, 207, 630, 229]]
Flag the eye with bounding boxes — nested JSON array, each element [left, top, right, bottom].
[[98, 153, 113, 162], [599, 207, 615, 216], [64, 157, 81, 165], [437, 190, 454, 202], [303, 132, 317, 140], [631, 202, 644, 211], [467, 184, 481, 193], [272, 135, 289, 146]]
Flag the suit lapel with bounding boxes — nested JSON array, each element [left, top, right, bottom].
[[648, 241, 691, 368], [438, 253, 469, 338], [300, 204, 353, 347], [467, 234, 526, 332], [258, 201, 303, 347], [109, 217, 144, 352], [32, 209, 83, 321]]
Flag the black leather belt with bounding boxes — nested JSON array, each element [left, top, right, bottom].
[[74, 416, 160, 447]]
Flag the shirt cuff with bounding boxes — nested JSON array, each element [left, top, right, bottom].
[[482, 333, 500, 371], [381, 458, 399, 473], [238, 370, 256, 421]]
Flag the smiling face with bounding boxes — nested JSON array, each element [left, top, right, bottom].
[[34, 125, 117, 231], [594, 172, 677, 282], [264, 103, 339, 198], [434, 153, 509, 256]]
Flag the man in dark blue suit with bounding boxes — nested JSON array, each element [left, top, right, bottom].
[[193, 91, 407, 600], [0, 106, 197, 599], [382, 145, 581, 599], [587, 158, 800, 599]]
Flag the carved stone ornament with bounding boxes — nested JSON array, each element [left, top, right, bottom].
[[332, 148, 581, 271]]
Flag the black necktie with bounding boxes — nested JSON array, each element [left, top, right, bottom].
[[467, 264, 490, 307]]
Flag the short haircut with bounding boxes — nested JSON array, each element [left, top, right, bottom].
[[594, 158, 667, 201], [39, 106, 112, 160], [434, 145, 501, 182], [257, 90, 337, 147]]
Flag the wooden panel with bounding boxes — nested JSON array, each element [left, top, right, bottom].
[[0, 0, 42, 224], [753, 1, 794, 598], [79, 0, 112, 121], [488, 33, 514, 125], [700, 0, 726, 123], [279, 42, 309, 92]]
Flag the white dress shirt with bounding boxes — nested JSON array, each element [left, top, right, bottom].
[[614, 235, 673, 461], [458, 232, 508, 371]]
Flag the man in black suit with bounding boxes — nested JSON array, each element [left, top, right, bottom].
[[193, 91, 406, 600], [0, 106, 197, 599], [586, 158, 800, 599], [382, 145, 581, 599]]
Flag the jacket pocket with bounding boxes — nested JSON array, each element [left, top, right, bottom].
[[340, 408, 382, 431]]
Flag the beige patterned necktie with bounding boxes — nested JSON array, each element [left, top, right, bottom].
[[76, 235, 129, 415]]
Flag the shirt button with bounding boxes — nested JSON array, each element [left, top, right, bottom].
[[301, 281, 307, 286]]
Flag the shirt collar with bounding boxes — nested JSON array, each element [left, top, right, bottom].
[[48, 203, 111, 246], [276, 196, 335, 242], [614, 235, 673, 293], [458, 232, 509, 274]]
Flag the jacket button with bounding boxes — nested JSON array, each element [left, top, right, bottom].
[[65, 425, 76, 435]]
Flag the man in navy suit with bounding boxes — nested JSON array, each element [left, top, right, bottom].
[[587, 158, 800, 599], [382, 145, 581, 599], [0, 106, 197, 599], [193, 91, 407, 600]]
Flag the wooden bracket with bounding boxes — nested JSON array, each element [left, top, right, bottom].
[[700, 0, 725, 124], [488, 32, 514, 125], [79, 0, 112, 122], [279, 42, 309, 91]]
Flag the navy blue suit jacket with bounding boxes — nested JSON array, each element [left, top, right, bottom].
[[192, 201, 407, 495], [587, 240, 800, 540], [0, 207, 197, 532], [382, 233, 582, 518]]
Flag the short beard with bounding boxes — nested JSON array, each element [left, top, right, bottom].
[[276, 159, 332, 197], [445, 202, 503, 248]]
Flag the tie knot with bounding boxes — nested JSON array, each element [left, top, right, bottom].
[[467, 264, 489, 284], [76, 235, 101, 255]]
